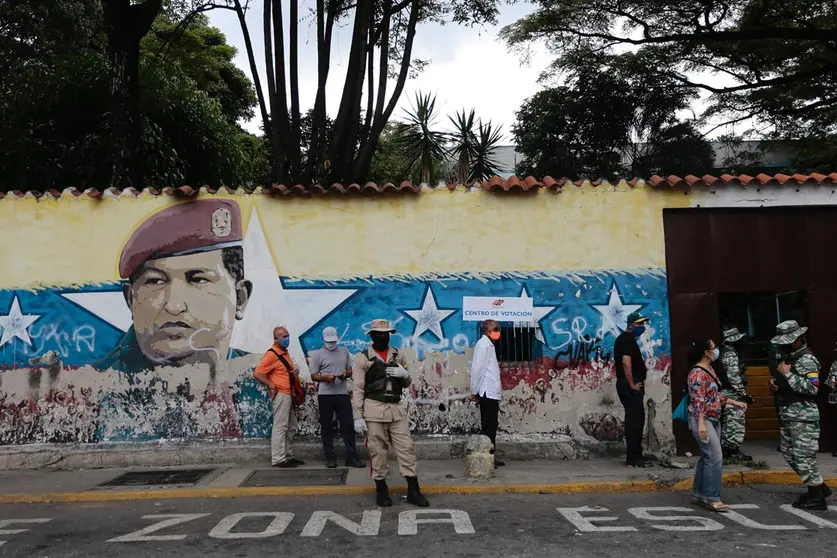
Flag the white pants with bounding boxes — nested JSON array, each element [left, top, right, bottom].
[[271, 393, 296, 464]]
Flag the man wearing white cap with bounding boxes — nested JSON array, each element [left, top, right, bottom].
[[352, 318, 429, 508], [310, 327, 365, 469]]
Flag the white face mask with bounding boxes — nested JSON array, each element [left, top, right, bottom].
[[710, 348, 720, 362], [325, 341, 337, 351]]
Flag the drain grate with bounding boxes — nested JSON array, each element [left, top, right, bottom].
[[242, 468, 348, 487], [99, 468, 215, 487]]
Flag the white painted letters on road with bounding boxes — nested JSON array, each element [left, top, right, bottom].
[[398, 509, 475, 536], [627, 507, 723, 531], [0, 518, 51, 547], [301, 511, 381, 537], [780, 505, 837, 528], [724, 505, 806, 530], [107, 514, 210, 542], [556, 506, 637, 532], [208, 512, 294, 539]]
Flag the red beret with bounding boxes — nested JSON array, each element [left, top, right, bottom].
[[119, 199, 243, 279]]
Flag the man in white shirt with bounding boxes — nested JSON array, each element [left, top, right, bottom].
[[470, 319, 505, 467]]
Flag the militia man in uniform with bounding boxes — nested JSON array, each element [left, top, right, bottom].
[[95, 199, 252, 375], [769, 320, 832, 510], [352, 319, 429, 508], [718, 326, 753, 462], [826, 345, 837, 457]]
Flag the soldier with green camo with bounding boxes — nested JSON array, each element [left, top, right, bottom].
[[718, 327, 753, 462], [769, 320, 832, 510]]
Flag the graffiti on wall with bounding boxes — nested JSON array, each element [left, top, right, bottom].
[[0, 199, 672, 446]]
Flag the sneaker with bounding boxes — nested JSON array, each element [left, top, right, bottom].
[[273, 459, 297, 468], [325, 457, 337, 469], [288, 458, 305, 466], [626, 458, 653, 468]]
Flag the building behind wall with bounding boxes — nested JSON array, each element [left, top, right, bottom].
[[0, 174, 835, 455]]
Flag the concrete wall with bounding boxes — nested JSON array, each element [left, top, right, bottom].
[[0, 183, 691, 452]]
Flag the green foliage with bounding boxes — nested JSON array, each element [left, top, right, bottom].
[[513, 51, 714, 179], [396, 92, 450, 184], [470, 120, 503, 182], [0, 0, 266, 191]]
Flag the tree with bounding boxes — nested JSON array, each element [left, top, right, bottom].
[[448, 109, 478, 184], [396, 92, 448, 184], [100, 0, 165, 188], [469, 120, 503, 182], [186, 0, 501, 185], [0, 0, 267, 191], [501, 0, 837, 140], [512, 52, 713, 179]]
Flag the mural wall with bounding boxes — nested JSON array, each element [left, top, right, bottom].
[[0, 184, 688, 451]]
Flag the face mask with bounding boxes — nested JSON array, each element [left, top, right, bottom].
[[709, 348, 720, 361], [277, 337, 290, 349], [324, 341, 337, 351], [370, 332, 390, 351], [488, 331, 501, 341], [633, 325, 645, 337]]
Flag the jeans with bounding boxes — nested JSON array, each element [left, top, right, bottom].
[[318, 395, 358, 460], [478, 396, 500, 453], [689, 415, 723, 502], [616, 378, 645, 461]]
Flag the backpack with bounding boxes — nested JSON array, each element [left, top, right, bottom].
[[270, 349, 306, 407]]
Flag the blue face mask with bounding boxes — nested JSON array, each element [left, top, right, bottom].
[[277, 337, 290, 349], [633, 325, 645, 337]]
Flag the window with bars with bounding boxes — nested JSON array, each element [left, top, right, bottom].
[[718, 290, 807, 365], [480, 323, 538, 363]]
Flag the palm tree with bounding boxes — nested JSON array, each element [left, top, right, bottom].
[[396, 92, 448, 184], [448, 109, 478, 184], [470, 120, 503, 182]]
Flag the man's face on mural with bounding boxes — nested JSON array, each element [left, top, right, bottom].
[[124, 249, 251, 367]]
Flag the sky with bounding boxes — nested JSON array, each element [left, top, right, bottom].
[[207, 3, 552, 141]]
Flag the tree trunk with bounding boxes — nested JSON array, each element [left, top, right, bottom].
[[305, 3, 335, 184], [100, 0, 163, 189], [353, 0, 419, 180]]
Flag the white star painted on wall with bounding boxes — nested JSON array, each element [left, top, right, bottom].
[[403, 286, 456, 340], [227, 208, 357, 376], [515, 286, 557, 343], [592, 282, 643, 338], [0, 296, 41, 347], [61, 208, 357, 378]]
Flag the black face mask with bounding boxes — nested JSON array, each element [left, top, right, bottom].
[[370, 332, 390, 351]]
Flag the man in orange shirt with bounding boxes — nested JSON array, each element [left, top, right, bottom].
[[254, 326, 304, 467]]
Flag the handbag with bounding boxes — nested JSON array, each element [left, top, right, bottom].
[[270, 350, 306, 407], [672, 388, 689, 423]]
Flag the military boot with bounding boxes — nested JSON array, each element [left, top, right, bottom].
[[406, 476, 430, 508], [823, 483, 833, 499], [793, 484, 827, 511], [375, 479, 393, 507]]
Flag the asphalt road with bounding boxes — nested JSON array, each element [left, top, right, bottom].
[[1, 486, 836, 557]]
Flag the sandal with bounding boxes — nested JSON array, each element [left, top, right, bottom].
[[701, 500, 730, 512]]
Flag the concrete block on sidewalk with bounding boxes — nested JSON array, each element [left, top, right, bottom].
[[465, 435, 495, 480]]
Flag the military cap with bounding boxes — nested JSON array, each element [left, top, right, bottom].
[[119, 199, 243, 279]]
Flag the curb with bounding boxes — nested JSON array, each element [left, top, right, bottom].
[[1, 470, 833, 505]]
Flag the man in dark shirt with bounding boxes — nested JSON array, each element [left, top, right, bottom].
[[614, 311, 651, 467]]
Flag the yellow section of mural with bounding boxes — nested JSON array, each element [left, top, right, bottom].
[[1, 184, 690, 289]]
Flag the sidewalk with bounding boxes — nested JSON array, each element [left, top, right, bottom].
[[1, 441, 835, 504]]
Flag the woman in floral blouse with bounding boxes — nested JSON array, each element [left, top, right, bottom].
[[687, 339, 748, 511]]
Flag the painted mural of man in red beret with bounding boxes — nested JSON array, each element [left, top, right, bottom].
[[95, 199, 253, 376]]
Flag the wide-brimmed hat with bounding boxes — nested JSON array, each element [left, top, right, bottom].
[[365, 318, 396, 335], [770, 320, 808, 345], [722, 327, 745, 344]]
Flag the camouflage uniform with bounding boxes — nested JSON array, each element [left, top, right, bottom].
[[827, 360, 837, 406], [719, 328, 749, 456], [771, 322, 823, 489]]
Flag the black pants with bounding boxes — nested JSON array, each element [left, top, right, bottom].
[[478, 396, 500, 453], [616, 378, 645, 461], [318, 394, 357, 460]]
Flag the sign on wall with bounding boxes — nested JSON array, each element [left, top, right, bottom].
[[462, 296, 534, 321]]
